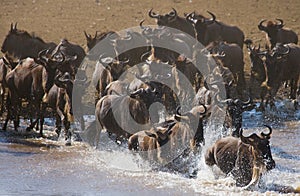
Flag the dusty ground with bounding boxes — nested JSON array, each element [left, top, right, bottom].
[[1, 0, 300, 102], [1, 0, 300, 53]]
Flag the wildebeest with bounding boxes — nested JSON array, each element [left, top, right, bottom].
[[257, 43, 300, 109], [92, 55, 129, 103], [1, 23, 56, 61], [258, 19, 298, 49], [216, 95, 255, 137], [45, 72, 74, 144], [72, 69, 90, 131], [128, 122, 176, 164], [172, 104, 207, 150], [3, 57, 46, 133], [245, 40, 272, 110], [94, 87, 162, 146], [148, 8, 196, 38], [186, 11, 245, 48], [205, 126, 275, 189], [84, 31, 118, 61], [2, 49, 77, 139], [51, 39, 86, 76], [0, 57, 18, 114], [205, 41, 245, 95]]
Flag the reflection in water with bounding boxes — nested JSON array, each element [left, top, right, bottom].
[[0, 101, 299, 195]]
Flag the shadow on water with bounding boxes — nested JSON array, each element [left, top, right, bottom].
[[0, 148, 39, 157]]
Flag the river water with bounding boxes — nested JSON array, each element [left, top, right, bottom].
[[0, 101, 299, 196]]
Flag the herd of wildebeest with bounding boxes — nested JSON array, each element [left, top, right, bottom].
[[0, 8, 299, 191]]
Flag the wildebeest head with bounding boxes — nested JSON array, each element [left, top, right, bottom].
[[186, 11, 216, 44], [129, 87, 161, 107], [99, 55, 130, 80], [84, 31, 117, 51], [246, 41, 266, 83], [258, 19, 284, 35], [148, 8, 178, 26], [114, 30, 150, 65], [258, 43, 290, 90], [174, 104, 207, 125], [258, 19, 284, 47], [216, 94, 255, 137], [240, 126, 275, 171], [38, 47, 77, 73]]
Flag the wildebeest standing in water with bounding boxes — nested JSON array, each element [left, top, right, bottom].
[[205, 126, 275, 189]]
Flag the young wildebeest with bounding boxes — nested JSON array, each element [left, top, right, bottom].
[[205, 126, 275, 189], [128, 122, 176, 164]]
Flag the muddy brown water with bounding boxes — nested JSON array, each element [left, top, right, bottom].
[[0, 101, 299, 196]]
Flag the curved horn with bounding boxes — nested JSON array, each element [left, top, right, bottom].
[[214, 91, 232, 105], [175, 106, 190, 121], [241, 94, 252, 105], [275, 18, 284, 29], [169, 8, 177, 17], [186, 12, 196, 24], [84, 31, 91, 39], [130, 88, 143, 97], [280, 44, 290, 55], [149, 8, 159, 19], [94, 31, 98, 39], [139, 19, 146, 30], [207, 11, 216, 22], [198, 104, 207, 115], [176, 106, 181, 115], [122, 32, 132, 41], [119, 58, 130, 65], [258, 19, 267, 31], [261, 125, 272, 138], [140, 50, 151, 62]]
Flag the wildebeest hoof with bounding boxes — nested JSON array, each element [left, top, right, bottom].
[[65, 141, 72, 146]]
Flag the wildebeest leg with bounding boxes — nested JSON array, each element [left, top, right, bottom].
[[2, 94, 12, 131], [237, 72, 246, 96], [54, 112, 62, 136], [0, 86, 5, 115], [258, 88, 267, 111], [94, 116, 103, 148], [26, 103, 42, 134], [63, 116, 71, 146], [289, 79, 296, 99], [242, 166, 261, 190], [80, 115, 85, 131]]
